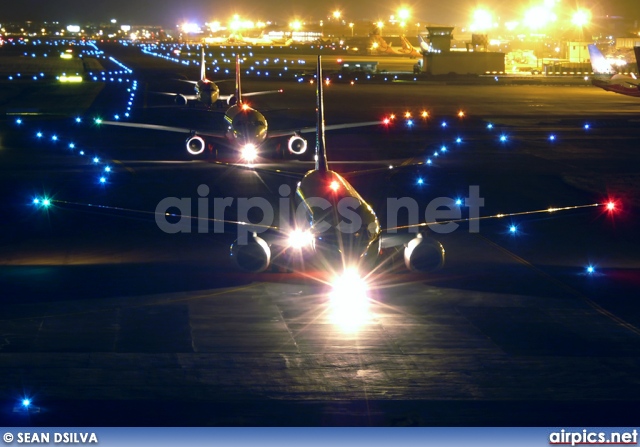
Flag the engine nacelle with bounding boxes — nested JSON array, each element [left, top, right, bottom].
[[174, 94, 188, 105], [404, 234, 445, 273], [230, 233, 271, 272], [227, 96, 238, 106], [287, 134, 308, 155], [186, 135, 206, 155]]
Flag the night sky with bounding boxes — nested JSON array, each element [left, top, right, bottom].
[[1, 0, 637, 28]]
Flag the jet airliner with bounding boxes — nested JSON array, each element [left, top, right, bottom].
[[588, 44, 640, 97], [230, 55, 446, 279], [154, 48, 282, 107], [101, 54, 383, 161]]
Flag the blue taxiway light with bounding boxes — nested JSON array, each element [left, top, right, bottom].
[[22, 399, 31, 408], [584, 123, 590, 129], [433, 151, 439, 157], [51, 135, 58, 141], [75, 117, 82, 123], [549, 135, 556, 141], [16, 118, 22, 125], [79, 150, 85, 155], [426, 158, 432, 165], [99, 177, 107, 184], [36, 132, 43, 138], [509, 225, 517, 234], [487, 123, 493, 129], [406, 119, 414, 126], [93, 157, 100, 163], [455, 199, 462, 206], [456, 137, 462, 143], [441, 122, 447, 128], [586, 266, 595, 274], [417, 178, 424, 185], [104, 166, 111, 172], [69, 143, 75, 149], [440, 146, 447, 152], [500, 135, 507, 142]]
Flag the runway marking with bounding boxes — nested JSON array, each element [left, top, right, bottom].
[[0, 283, 262, 323], [111, 158, 135, 174], [476, 233, 640, 337]]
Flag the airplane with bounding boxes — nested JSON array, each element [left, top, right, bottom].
[[587, 44, 640, 97], [100, 54, 382, 161], [153, 47, 282, 107], [399, 35, 423, 59], [370, 29, 421, 59], [229, 55, 446, 281]]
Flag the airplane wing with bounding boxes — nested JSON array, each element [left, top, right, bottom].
[[218, 89, 283, 102], [267, 120, 382, 138], [99, 121, 226, 139], [149, 92, 198, 101]]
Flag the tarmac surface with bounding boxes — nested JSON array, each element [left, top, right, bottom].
[[1, 42, 639, 426]]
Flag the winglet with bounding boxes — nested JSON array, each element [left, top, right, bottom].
[[200, 47, 206, 81], [235, 54, 242, 104], [588, 44, 614, 75], [315, 55, 328, 172]]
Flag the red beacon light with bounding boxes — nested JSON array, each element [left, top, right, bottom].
[[606, 201, 616, 211], [329, 180, 340, 192]]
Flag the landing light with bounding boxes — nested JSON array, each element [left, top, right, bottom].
[[288, 228, 313, 249], [329, 269, 370, 332], [241, 144, 258, 162]]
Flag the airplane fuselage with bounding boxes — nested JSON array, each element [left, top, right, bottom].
[[592, 78, 640, 97], [224, 103, 269, 148], [195, 79, 220, 105], [295, 169, 381, 273]]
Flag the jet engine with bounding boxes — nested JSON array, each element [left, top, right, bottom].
[[227, 96, 238, 106], [174, 94, 188, 105], [287, 133, 308, 155], [185, 135, 206, 155], [230, 233, 271, 272], [404, 234, 445, 272]]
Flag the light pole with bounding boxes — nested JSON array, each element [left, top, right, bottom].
[[349, 22, 354, 36]]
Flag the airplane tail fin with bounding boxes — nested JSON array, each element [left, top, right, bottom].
[[588, 44, 614, 75], [200, 47, 206, 81], [235, 54, 242, 104], [418, 35, 430, 52], [315, 55, 328, 172]]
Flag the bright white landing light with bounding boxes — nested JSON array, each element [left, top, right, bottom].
[[241, 144, 258, 162], [288, 228, 313, 249], [329, 269, 370, 332]]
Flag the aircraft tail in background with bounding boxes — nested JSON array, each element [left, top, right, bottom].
[[588, 44, 615, 76]]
